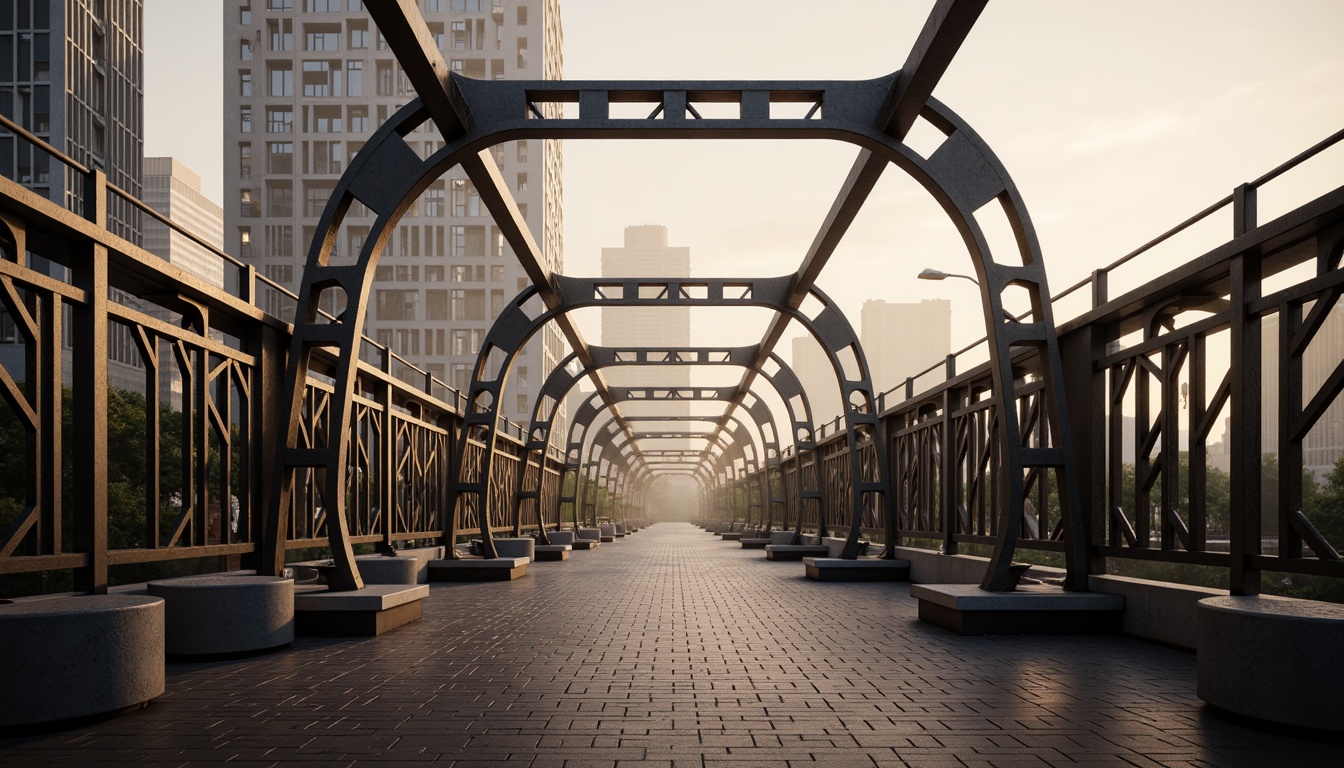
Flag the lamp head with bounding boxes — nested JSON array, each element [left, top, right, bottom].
[[917, 268, 949, 281]]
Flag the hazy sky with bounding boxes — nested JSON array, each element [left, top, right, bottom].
[[144, 1, 1344, 385]]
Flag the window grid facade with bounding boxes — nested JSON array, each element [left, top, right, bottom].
[[224, 0, 564, 427]]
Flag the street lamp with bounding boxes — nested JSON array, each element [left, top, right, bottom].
[[917, 267, 1020, 322], [917, 267, 979, 285]]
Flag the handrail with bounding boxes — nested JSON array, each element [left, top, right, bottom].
[[0, 109, 524, 427]]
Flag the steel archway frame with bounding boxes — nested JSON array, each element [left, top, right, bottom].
[[565, 386, 823, 543], [269, 0, 1083, 591], [514, 344, 816, 541], [451, 275, 884, 561]]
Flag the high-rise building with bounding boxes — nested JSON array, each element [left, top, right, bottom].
[[790, 298, 953, 429], [0, 0, 144, 241], [143, 157, 225, 288], [600, 225, 691, 446], [222, 0, 564, 425], [860, 298, 952, 397]]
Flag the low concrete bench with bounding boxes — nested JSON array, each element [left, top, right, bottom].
[[428, 556, 530, 581], [575, 528, 601, 550], [765, 535, 826, 561], [546, 530, 576, 545], [294, 584, 429, 636], [354, 554, 420, 584], [740, 536, 771, 549], [912, 583, 1124, 635], [614, 523, 628, 537], [804, 556, 910, 582], [0, 595, 165, 728], [1197, 595, 1344, 733], [599, 523, 617, 542], [534, 544, 572, 561], [492, 537, 536, 562], [147, 574, 294, 658]]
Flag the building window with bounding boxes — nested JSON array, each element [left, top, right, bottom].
[[426, 290, 449, 321], [268, 18, 293, 51], [305, 0, 339, 11], [516, 37, 527, 70], [306, 29, 340, 51], [240, 144, 253, 179], [240, 40, 252, 61], [269, 65, 293, 96], [266, 107, 293, 133], [517, 141, 528, 162], [307, 141, 342, 174], [376, 290, 418, 321], [267, 142, 294, 173], [451, 179, 479, 217], [451, 0, 485, 11], [301, 60, 339, 97], [240, 70, 252, 96], [349, 26, 368, 49], [267, 183, 294, 217], [240, 107, 253, 132], [348, 106, 369, 134], [346, 60, 362, 97], [305, 184, 333, 217], [267, 0, 294, 10], [239, 227, 252, 257], [517, 7, 527, 24], [266, 225, 294, 259], [423, 185, 445, 217], [311, 105, 342, 132], [516, 172, 527, 192]]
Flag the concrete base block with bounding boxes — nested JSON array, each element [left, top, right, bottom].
[[428, 556, 530, 581], [148, 575, 294, 658], [721, 531, 745, 541], [1197, 595, 1344, 733], [770, 531, 798, 545], [572, 539, 599, 550], [803, 557, 910, 582], [534, 544, 572, 561], [740, 538, 770, 549], [354, 554, 420, 585], [577, 527, 601, 542], [546, 531, 576, 546], [294, 584, 429, 636], [492, 537, 536, 562], [0, 595, 165, 728], [765, 544, 830, 561], [913, 583, 1124, 636]]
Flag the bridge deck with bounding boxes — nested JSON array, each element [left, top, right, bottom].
[[3, 523, 1340, 767]]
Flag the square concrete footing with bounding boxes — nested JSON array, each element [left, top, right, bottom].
[[765, 544, 829, 561], [572, 539, 599, 550], [294, 584, 429, 636], [721, 531, 745, 541], [533, 544, 571, 561], [912, 583, 1125, 635], [427, 557, 530, 582], [740, 538, 770, 549], [803, 557, 910, 582]]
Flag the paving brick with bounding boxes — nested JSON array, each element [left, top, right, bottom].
[[2, 523, 1342, 768]]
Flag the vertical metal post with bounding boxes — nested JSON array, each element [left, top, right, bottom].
[[72, 185, 110, 592], [1229, 250, 1262, 595], [381, 348, 397, 552], [256, 322, 288, 576]]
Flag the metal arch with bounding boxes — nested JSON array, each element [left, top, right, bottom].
[[277, 0, 1081, 587], [450, 276, 885, 560], [513, 344, 808, 540], [563, 385, 821, 539]]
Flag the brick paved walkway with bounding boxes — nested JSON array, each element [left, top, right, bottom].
[[3, 522, 1341, 767]]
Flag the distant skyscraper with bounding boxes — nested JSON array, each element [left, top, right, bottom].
[[601, 225, 691, 446], [143, 157, 224, 288], [0, 0, 144, 241], [222, 0, 564, 425], [860, 298, 952, 396], [790, 298, 953, 428]]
